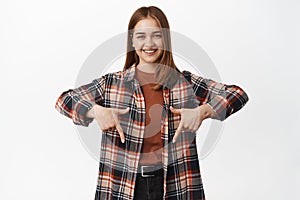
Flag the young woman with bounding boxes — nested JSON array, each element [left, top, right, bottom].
[[55, 6, 249, 200]]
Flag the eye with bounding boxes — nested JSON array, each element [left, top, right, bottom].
[[153, 34, 162, 38], [137, 35, 145, 39]]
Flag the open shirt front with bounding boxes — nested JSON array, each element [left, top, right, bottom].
[[55, 64, 249, 200]]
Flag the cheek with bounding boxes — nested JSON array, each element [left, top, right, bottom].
[[134, 47, 143, 55], [133, 41, 144, 49], [155, 39, 164, 47], [134, 49, 143, 57]]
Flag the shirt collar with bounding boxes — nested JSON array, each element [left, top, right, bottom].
[[123, 63, 137, 83]]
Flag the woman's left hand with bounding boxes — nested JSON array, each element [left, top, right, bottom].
[[170, 104, 216, 143]]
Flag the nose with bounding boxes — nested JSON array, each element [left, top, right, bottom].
[[144, 36, 154, 46]]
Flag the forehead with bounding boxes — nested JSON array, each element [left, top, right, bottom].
[[133, 17, 161, 33]]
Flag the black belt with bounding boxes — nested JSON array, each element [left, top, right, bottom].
[[137, 163, 163, 177]]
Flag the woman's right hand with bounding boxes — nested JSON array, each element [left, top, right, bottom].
[[87, 105, 130, 143]]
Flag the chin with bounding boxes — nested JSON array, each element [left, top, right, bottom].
[[144, 58, 159, 63]]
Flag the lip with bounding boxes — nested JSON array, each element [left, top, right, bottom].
[[142, 48, 158, 56]]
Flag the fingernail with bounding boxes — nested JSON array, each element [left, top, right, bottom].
[[172, 139, 175, 143], [122, 139, 125, 143]]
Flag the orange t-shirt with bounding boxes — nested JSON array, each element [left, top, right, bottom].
[[135, 67, 164, 165]]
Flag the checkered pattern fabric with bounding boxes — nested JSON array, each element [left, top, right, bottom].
[[55, 64, 249, 199]]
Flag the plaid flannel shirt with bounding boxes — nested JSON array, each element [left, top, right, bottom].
[[55, 64, 249, 200]]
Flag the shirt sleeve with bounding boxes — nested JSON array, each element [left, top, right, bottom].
[[54, 75, 106, 127], [184, 71, 249, 121]]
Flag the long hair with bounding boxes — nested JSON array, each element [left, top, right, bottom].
[[123, 6, 180, 90]]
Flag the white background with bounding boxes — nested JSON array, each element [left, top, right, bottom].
[[1, 0, 299, 199]]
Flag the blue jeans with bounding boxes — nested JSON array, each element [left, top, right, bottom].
[[133, 168, 164, 200]]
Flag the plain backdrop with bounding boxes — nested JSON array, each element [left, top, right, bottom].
[[1, 0, 299, 199]]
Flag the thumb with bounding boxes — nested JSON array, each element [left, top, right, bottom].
[[170, 106, 182, 114], [117, 107, 130, 115]]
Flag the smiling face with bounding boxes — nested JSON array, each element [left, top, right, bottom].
[[132, 17, 164, 66]]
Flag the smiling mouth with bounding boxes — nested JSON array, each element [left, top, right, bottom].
[[142, 49, 158, 56]]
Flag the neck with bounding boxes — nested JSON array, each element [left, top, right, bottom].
[[136, 63, 157, 73]]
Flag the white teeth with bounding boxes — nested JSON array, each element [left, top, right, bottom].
[[143, 50, 156, 53]]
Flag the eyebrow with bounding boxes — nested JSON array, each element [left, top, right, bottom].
[[135, 31, 162, 35]]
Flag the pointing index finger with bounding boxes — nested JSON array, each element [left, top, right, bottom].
[[112, 112, 125, 143], [173, 120, 183, 143]]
